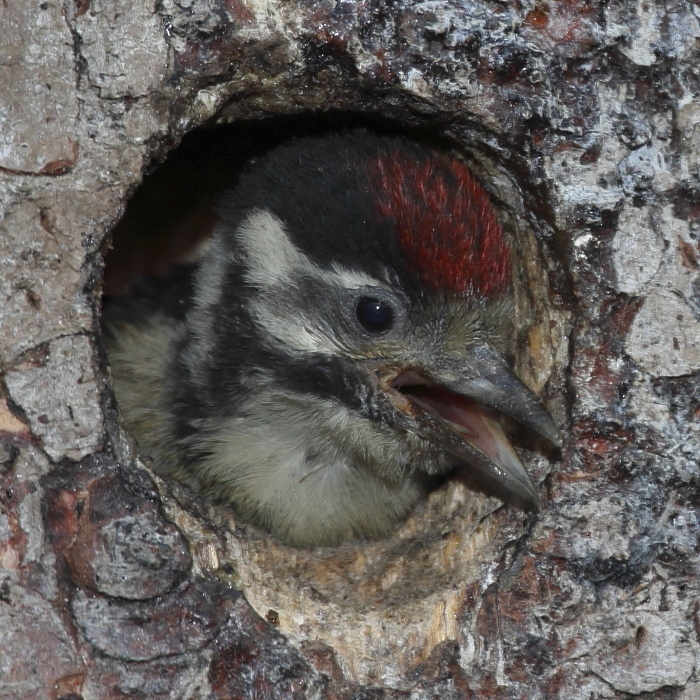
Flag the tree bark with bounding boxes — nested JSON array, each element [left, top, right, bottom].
[[1, 0, 699, 698]]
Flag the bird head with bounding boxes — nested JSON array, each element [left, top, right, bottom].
[[170, 131, 560, 544]]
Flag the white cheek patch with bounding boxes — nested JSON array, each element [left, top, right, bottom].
[[233, 209, 389, 356], [236, 209, 335, 352], [236, 209, 307, 288], [248, 296, 342, 354]]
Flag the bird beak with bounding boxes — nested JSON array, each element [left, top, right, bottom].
[[380, 345, 561, 509]]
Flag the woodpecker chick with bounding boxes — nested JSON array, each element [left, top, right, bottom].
[[105, 132, 560, 547]]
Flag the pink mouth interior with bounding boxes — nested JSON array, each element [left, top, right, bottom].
[[391, 372, 520, 468]]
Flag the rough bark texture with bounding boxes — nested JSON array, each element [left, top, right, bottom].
[[1, 0, 699, 698]]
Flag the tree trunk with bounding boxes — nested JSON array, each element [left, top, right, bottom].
[[1, 1, 699, 697]]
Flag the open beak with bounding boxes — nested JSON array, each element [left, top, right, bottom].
[[381, 345, 560, 509]]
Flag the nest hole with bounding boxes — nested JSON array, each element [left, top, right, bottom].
[[101, 111, 564, 687]]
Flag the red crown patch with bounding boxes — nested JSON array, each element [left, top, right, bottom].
[[370, 151, 511, 296]]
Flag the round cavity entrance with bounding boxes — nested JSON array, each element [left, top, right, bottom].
[[101, 114, 565, 688]]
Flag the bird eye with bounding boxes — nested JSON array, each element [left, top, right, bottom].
[[355, 297, 394, 333]]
